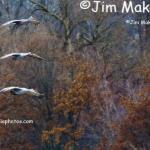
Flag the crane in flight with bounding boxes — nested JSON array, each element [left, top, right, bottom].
[[0, 86, 44, 98], [0, 16, 39, 31], [0, 52, 46, 61], [1, 16, 39, 27]]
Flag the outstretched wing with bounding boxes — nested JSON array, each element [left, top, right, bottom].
[[28, 53, 45, 60], [0, 53, 18, 60], [0, 87, 16, 94], [1, 20, 21, 27]]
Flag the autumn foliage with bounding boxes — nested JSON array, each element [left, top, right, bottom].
[[113, 66, 150, 150], [42, 56, 100, 149], [0, 1, 150, 149]]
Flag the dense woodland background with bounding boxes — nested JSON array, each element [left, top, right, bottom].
[[0, 0, 149, 150]]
